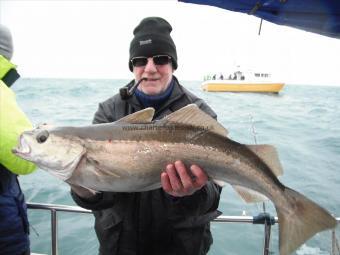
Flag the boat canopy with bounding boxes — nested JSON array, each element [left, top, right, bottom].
[[178, 0, 340, 39]]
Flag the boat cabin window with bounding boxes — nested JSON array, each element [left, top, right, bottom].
[[255, 73, 271, 78]]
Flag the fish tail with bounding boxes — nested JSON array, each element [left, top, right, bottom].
[[277, 187, 337, 255]]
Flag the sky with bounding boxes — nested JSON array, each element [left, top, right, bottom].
[[1, 0, 340, 86]]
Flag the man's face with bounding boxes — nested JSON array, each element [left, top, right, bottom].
[[132, 56, 173, 96]]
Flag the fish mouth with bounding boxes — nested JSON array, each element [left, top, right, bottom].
[[12, 135, 31, 159]]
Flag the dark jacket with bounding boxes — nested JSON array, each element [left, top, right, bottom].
[[71, 77, 222, 255], [0, 165, 30, 255]]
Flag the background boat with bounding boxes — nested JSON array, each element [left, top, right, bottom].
[[202, 69, 285, 93]]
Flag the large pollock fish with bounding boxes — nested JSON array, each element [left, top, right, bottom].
[[13, 104, 337, 255]]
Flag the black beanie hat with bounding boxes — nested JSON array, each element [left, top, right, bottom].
[[129, 17, 178, 71]]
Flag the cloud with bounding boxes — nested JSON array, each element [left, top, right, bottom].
[[2, 1, 340, 85]]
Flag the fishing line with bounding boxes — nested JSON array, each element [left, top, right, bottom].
[[249, 113, 262, 214], [249, 114, 268, 212], [331, 229, 340, 255], [30, 224, 40, 237], [249, 113, 273, 255], [249, 114, 258, 146]]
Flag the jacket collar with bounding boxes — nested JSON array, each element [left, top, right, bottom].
[[125, 75, 185, 116], [2, 68, 20, 88]]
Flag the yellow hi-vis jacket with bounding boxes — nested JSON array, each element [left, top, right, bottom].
[[0, 57, 36, 175]]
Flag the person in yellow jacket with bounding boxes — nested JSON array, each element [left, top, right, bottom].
[[0, 24, 36, 255]]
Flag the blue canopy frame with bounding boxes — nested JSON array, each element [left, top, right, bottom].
[[179, 0, 340, 39]]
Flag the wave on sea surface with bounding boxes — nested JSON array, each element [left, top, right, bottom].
[[14, 79, 339, 255]]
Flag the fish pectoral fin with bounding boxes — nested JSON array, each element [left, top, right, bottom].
[[116, 108, 155, 124], [213, 179, 227, 187], [76, 184, 100, 195], [86, 158, 121, 178], [135, 182, 162, 192], [161, 104, 228, 137], [96, 165, 121, 178], [87, 157, 100, 166], [246, 144, 283, 176], [232, 185, 269, 203], [66, 180, 100, 195]]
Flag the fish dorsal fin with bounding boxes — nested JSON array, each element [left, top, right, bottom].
[[232, 185, 268, 203], [116, 107, 155, 124], [162, 104, 228, 137], [246, 144, 283, 177]]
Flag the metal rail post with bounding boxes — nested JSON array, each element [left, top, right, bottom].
[[27, 203, 339, 255], [263, 221, 272, 255], [51, 209, 58, 255], [253, 212, 276, 255]]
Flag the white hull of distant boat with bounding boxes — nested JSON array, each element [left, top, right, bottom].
[[202, 70, 285, 93]]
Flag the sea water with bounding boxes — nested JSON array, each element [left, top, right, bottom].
[[13, 78, 340, 255]]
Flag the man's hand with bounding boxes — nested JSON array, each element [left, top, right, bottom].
[[161, 160, 208, 197]]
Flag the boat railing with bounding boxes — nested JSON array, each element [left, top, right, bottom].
[[27, 202, 340, 255]]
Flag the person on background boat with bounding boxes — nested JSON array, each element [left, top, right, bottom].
[[70, 17, 222, 255], [0, 24, 36, 255]]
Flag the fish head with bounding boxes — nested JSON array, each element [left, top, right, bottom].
[[12, 127, 85, 180]]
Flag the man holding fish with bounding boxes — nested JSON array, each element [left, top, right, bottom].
[[13, 17, 337, 255], [70, 17, 222, 255]]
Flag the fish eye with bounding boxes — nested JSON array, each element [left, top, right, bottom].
[[36, 130, 49, 144]]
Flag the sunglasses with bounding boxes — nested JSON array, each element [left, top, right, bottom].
[[131, 55, 172, 67]]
